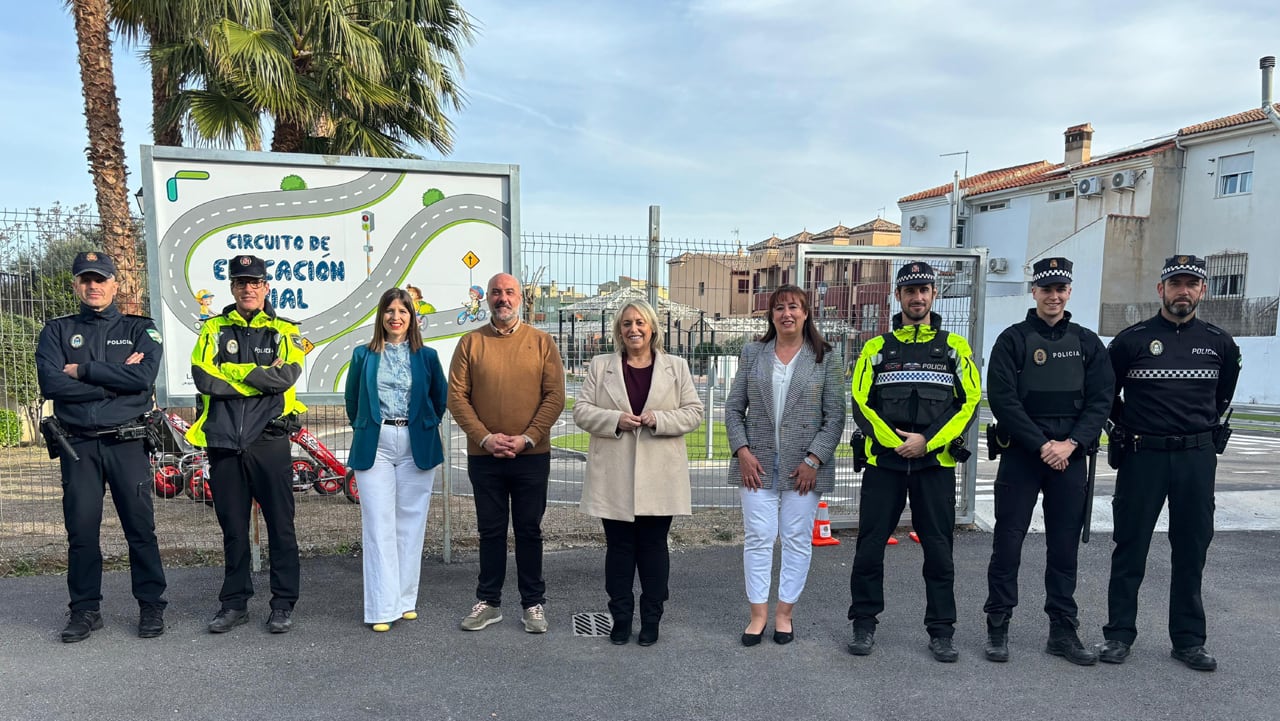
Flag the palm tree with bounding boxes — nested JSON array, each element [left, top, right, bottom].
[[110, 0, 205, 146], [154, 0, 475, 158], [68, 0, 142, 312]]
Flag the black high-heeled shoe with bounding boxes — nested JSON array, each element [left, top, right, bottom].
[[773, 629, 795, 645], [741, 624, 766, 647]]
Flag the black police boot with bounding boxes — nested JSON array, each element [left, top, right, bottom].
[[61, 609, 103, 643], [207, 607, 249, 634], [1096, 639, 1131, 664], [848, 626, 876, 656], [266, 608, 293, 634], [138, 604, 165, 639], [1171, 646, 1217, 672], [984, 613, 1010, 663], [1046, 621, 1098, 666], [928, 636, 959, 663]]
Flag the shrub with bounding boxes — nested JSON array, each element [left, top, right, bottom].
[[0, 409, 21, 447]]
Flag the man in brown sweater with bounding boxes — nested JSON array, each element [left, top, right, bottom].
[[448, 272, 565, 633]]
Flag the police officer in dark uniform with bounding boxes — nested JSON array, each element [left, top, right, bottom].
[[982, 257, 1114, 665], [187, 255, 308, 634], [1097, 255, 1240, 672], [847, 261, 982, 662], [35, 251, 167, 642]]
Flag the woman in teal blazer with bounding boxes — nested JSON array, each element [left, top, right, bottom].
[[345, 288, 447, 631]]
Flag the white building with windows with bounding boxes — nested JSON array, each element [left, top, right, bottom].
[[898, 106, 1280, 403]]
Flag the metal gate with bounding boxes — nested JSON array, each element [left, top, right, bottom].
[[793, 244, 988, 526]]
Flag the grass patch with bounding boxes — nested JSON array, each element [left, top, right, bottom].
[[553, 421, 855, 461]]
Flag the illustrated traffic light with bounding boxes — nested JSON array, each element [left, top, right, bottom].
[[360, 211, 375, 231]]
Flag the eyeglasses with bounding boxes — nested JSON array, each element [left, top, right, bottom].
[[232, 278, 266, 289]]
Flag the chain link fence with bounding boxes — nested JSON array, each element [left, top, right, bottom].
[[2, 207, 984, 571]]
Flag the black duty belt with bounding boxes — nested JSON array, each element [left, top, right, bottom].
[[1132, 430, 1213, 451], [383, 418, 409, 427]]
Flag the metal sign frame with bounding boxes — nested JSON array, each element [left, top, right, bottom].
[[794, 244, 988, 525]]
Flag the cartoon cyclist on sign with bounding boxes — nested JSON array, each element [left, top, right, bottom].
[[457, 285, 488, 325]]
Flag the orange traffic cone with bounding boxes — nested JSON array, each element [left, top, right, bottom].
[[909, 531, 920, 544], [887, 536, 899, 545], [811, 501, 840, 546]]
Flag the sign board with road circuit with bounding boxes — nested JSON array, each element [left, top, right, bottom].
[[141, 146, 518, 405]]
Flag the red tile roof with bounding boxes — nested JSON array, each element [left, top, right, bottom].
[[1179, 104, 1280, 135], [967, 140, 1177, 197], [898, 161, 1053, 203], [848, 218, 901, 233]]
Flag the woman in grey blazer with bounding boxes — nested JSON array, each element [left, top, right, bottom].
[[725, 285, 845, 645]]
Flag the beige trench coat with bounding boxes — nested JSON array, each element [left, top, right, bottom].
[[574, 352, 704, 521]]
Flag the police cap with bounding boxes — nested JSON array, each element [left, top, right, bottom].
[[1031, 257, 1072, 287], [1160, 254, 1207, 281], [895, 261, 936, 287], [228, 254, 268, 279], [72, 251, 117, 280]]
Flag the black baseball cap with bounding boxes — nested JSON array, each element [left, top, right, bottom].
[[228, 254, 268, 279], [895, 261, 936, 287], [1031, 257, 1073, 287], [72, 251, 117, 279], [1160, 255, 1207, 281]]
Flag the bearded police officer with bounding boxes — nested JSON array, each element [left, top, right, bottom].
[[188, 254, 308, 635], [35, 251, 168, 642], [847, 261, 982, 663], [1095, 255, 1241, 672], [982, 257, 1114, 665]]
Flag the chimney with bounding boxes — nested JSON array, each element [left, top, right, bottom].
[[1064, 123, 1093, 167], [1262, 56, 1276, 108]]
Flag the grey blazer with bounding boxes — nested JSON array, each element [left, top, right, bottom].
[[725, 340, 846, 492]]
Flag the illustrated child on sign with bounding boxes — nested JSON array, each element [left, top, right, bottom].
[[406, 285, 436, 324], [195, 289, 215, 320], [465, 285, 484, 316]]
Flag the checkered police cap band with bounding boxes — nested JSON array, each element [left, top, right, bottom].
[[1032, 268, 1072, 283], [1160, 255, 1207, 280]]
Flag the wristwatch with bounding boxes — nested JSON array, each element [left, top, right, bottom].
[[803, 456, 820, 469], [1067, 438, 1080, 447]]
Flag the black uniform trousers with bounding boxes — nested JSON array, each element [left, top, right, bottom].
[[469, 453, 550, 609], [849, 463, 957, 638], [60, 436, 167, 611], [984, 445, 1088, 626], [1104, 445, 1216, 649], [207, 430, 299, 611], [602, 515, 674, 626]]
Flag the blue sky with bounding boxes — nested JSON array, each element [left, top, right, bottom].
[[2, 0, 1277, 243]]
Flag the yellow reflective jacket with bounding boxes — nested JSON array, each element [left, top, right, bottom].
[[187, 303, 307, 449], [850, 312, 981, 471]]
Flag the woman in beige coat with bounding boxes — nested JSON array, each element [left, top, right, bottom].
[[574, 300, 703, 647]]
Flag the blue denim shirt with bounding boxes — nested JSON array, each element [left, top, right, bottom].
[[376, 342, 411, 419]]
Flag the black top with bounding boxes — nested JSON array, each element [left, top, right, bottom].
[[35, 303, 163, 432], [987, 309, 1113, 453], [1108, 313, 1241, 436], [622, 354, 654, 415]]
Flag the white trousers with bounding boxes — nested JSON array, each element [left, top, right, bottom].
[[740, 486, 820, 605], [358, 425, 438, 624]]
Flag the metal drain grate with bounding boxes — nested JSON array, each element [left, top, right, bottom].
[[572, 612, 613, 637]]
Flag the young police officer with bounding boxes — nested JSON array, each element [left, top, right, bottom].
[[35, 251, 167, 642], [982, 257, 1113, 665], [1098, 255, 1240, 672], [188, 254, 307, 634], [847, 261, 982, 662]]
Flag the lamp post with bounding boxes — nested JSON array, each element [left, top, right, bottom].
[[133, 187, 145, 216]]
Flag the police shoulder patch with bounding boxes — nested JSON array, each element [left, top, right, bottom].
[[289, 334, 304, 350], [146, 328, 163, 344]]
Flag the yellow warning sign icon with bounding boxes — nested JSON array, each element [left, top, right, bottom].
[[462, 251, 480, 269], [300, 337, 315, 355]]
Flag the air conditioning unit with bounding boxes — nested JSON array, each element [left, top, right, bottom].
[[987, 257, 1009, 273], [1111, 169, 1138, 191], [908, 215, 928, 231], [1077, 176, 1104, 196]]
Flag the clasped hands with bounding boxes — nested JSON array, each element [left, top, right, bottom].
[[482, 433, 525, 459], [1040, 439, 1074, 471], [616, 410, 657, 433]]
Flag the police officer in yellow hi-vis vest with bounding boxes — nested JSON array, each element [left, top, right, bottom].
[[188, 254, 307, 635], [846, 261, 982, 663]]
